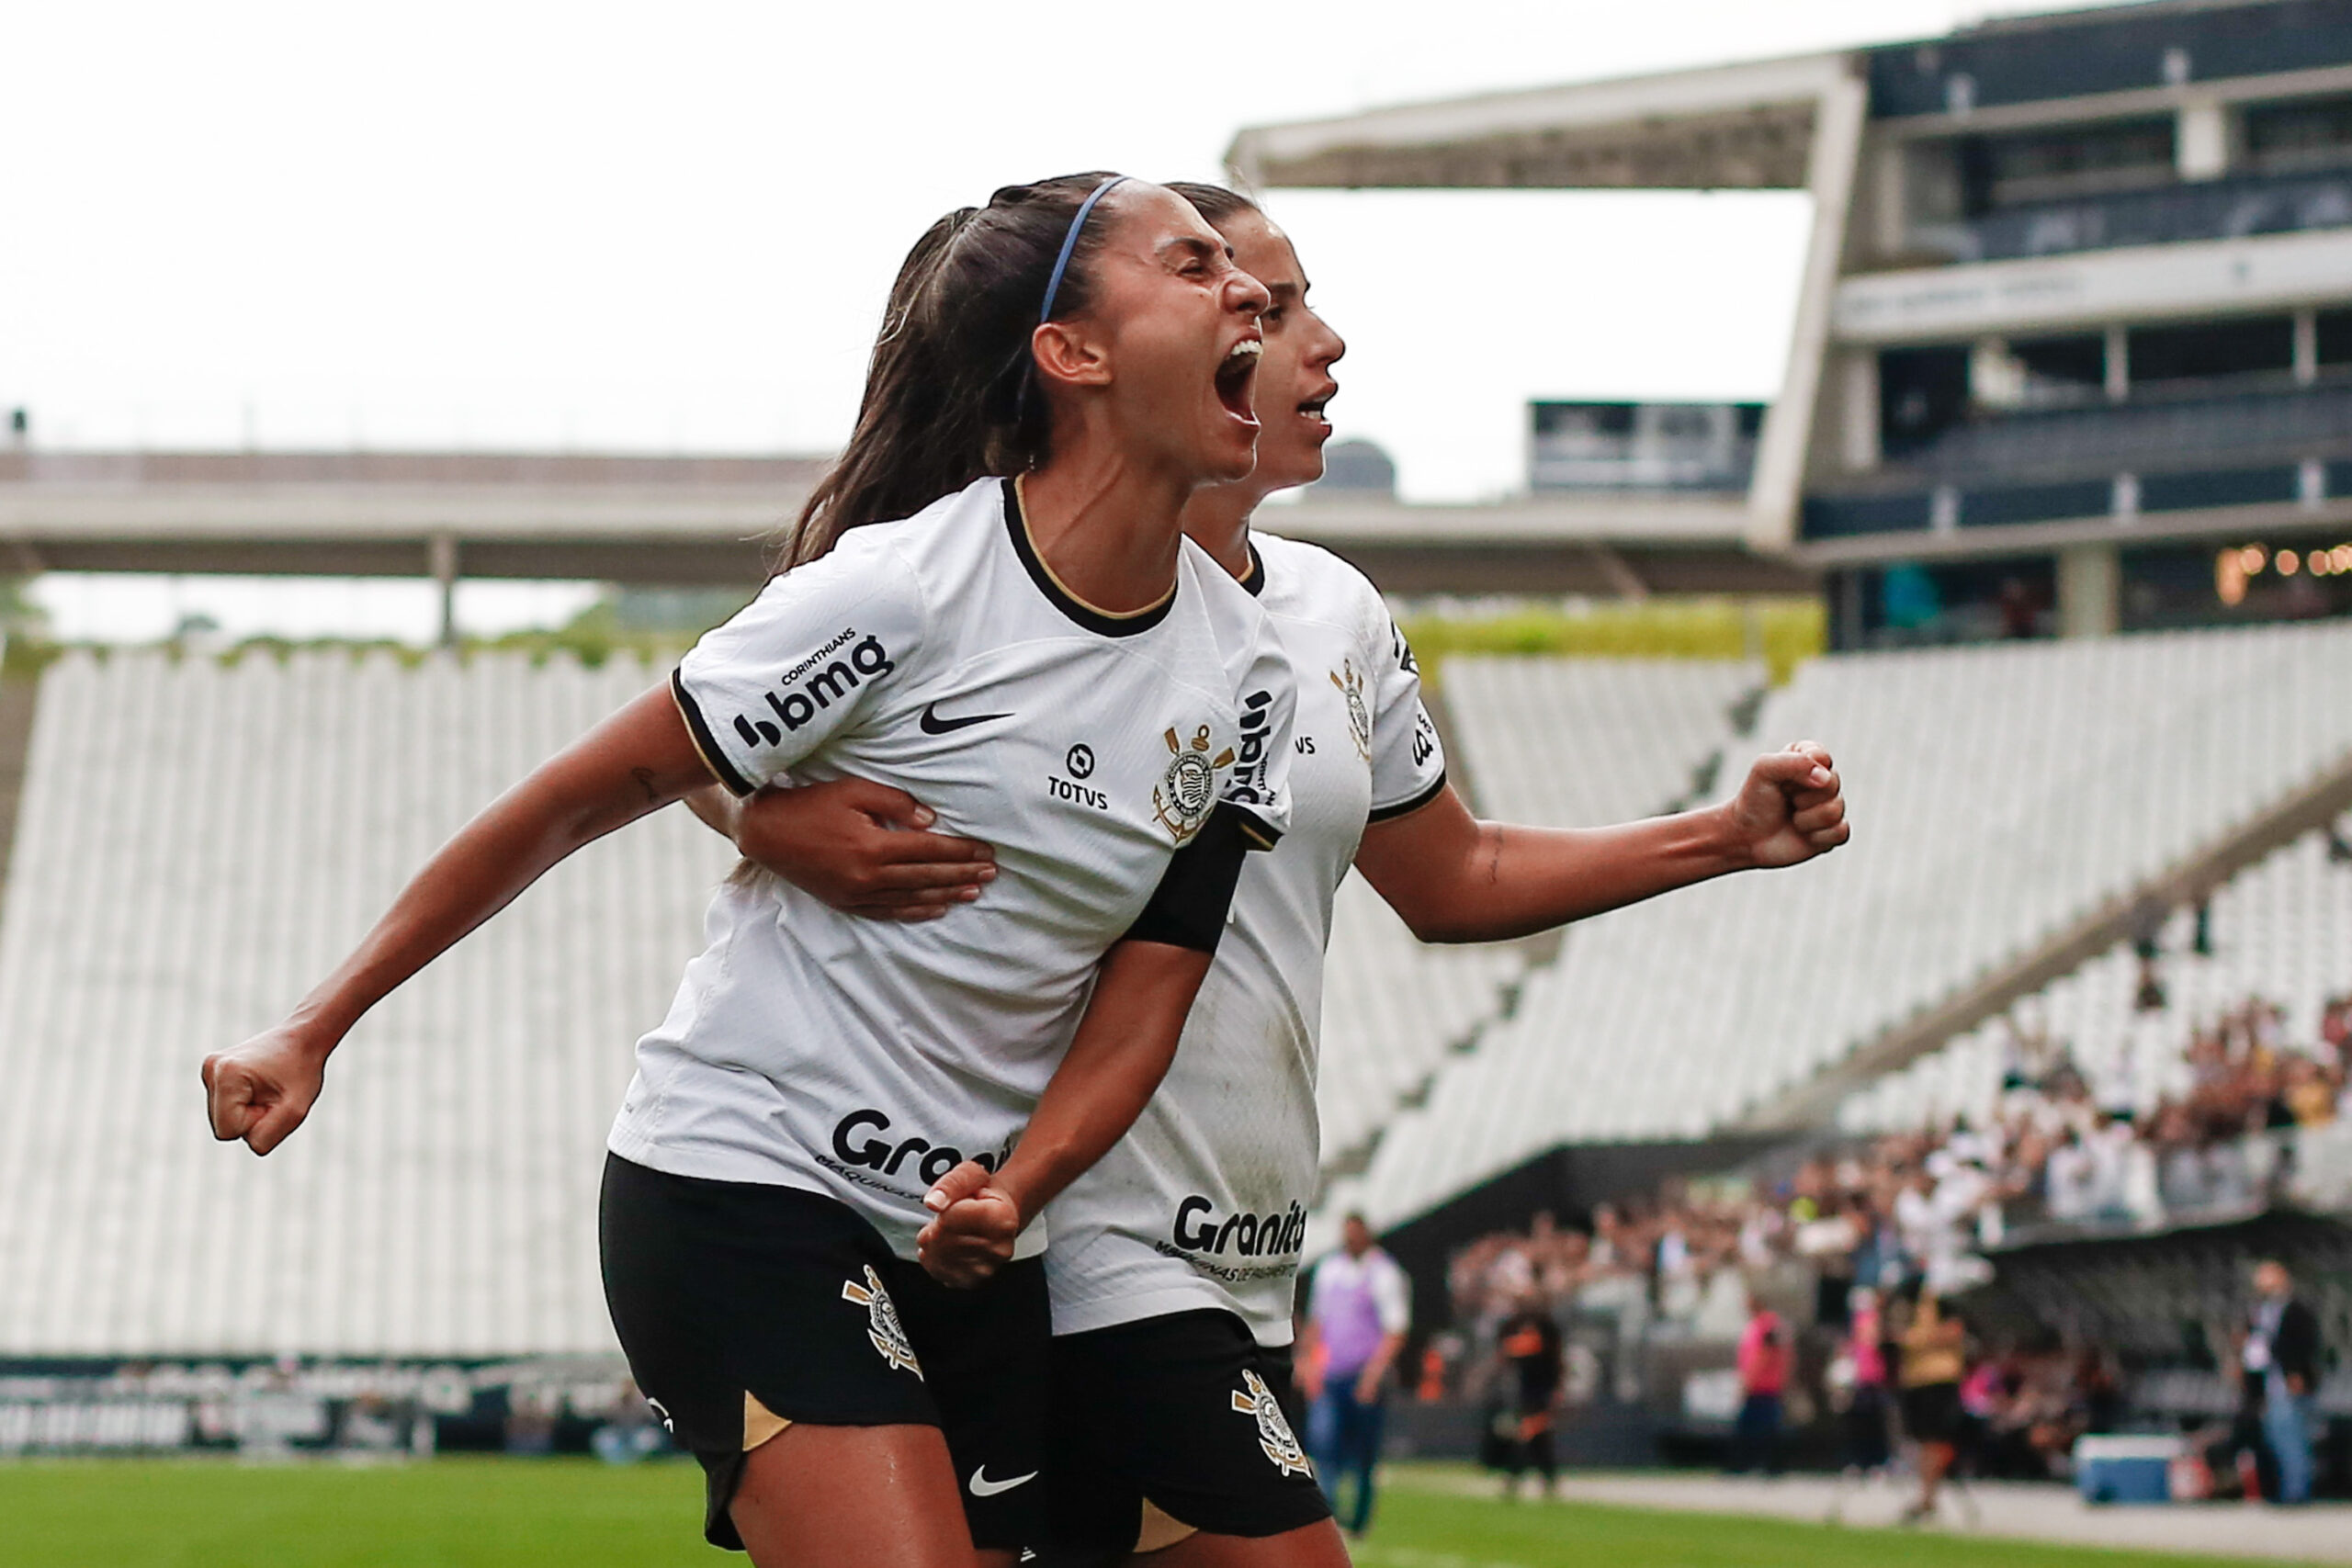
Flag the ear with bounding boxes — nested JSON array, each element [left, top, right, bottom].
[[1030, 318, 1114, 391]]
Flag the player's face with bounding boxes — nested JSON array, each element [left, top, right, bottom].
[[1216, 210, 1343, 494], [1076, 184, 1272, 484]]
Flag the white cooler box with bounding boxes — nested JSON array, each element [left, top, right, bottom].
[[2075, 1434, 2185, 1505]]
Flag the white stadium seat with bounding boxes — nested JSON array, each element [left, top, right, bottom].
[[1341, 620, 2352, 1234], [1314, 658, 1763, 1173], [0, 650, 736, 1358]]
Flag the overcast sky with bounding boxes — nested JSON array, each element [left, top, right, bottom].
[[4, 0, 2136, 640]]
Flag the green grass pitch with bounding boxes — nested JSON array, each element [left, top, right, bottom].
[[0, 1458, 2283, 1568]]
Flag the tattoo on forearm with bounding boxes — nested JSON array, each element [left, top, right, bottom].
[[631, 767, 660, 806]]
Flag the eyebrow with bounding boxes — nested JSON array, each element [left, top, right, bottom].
[[1160, 234, 1226, 265]]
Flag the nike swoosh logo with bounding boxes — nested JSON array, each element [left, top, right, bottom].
[[920, 701, 1011, 736], [968, 1466, 1038, 1497]]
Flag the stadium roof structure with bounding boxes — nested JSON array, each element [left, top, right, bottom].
[[1231, 0, 2352, 646], [0, 449, 1815, 613], [1227, 50, 1869, 556]]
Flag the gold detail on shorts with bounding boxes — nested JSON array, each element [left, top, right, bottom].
[[1231, 1370, 1313, 1477], [842, 1265, 924, 1378], [1135, 1498, 1199, 1553], [741, 1391, 792, 1452]]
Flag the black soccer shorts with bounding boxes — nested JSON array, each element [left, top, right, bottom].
[[1042, 1307, 1332, 1561], [598, 1154, 1047, 1552]]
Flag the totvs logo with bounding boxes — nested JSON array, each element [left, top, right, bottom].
[[732, 630, 896, 748]]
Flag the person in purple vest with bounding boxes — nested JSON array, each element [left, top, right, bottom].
[[1295, 1213, 1410, 1536]]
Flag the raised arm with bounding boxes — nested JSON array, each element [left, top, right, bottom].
[[1352, 742, 1848, 944], [202, 683, 718, 1155]]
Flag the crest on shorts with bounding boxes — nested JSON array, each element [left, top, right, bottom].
[[841, 1265, 923, 1379], [1329, 660, 1372, 762], [1230, 1369, 1312, 1478], [1152, 725, 1235, 844]]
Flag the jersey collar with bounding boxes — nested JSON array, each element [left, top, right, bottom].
[[1001, 477, 1178, 637], [1237, 541, 1266, 598]]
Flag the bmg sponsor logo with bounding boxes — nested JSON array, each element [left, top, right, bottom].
[[732, 629, 895, 748], [1226, 689, 1276, 806]]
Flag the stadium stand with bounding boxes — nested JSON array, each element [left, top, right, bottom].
[[0, 649, 737, 1358], [1440, 656, 1765, 827], [1844, 816, 2352, 1137], [1313, 658, 1764, 1175], [1329, 620, 2352, 1236]]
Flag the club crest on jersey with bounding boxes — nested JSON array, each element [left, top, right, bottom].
[[1231, 1370, 1312, 1478], [842, 1266, 922, 1379], [1153, 725, 1234, 844], [1329, 660, 1372, 762]]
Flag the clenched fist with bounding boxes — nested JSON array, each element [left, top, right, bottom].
[[1724, 740, 1849, 870], [202, 1027, 330, 1155]]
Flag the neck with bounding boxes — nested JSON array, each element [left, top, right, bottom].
[[1179, 477, 1268, 581], [1020, 436, 1197, 613]]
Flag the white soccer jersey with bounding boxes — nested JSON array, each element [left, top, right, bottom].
[[1042, 532, 1444, 1343], [610, 477, 1295, 1261]]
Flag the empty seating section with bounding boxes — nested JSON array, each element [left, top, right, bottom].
[[1842, 815, 2352, 1134], [1442, 658, 1763, 828], [0, 650, 737, 1358], [1311, 659, 1762, 1173], [1341, 622, 2352, 1234], [1317, 877, 1525, 1166]]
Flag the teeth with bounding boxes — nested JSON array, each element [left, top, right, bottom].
[[1225, 340, 1262, 362]]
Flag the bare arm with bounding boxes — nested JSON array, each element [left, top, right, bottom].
[[202, 683, 718, 1154], [1357, 1331, 1408, 1404], [915, 939, 1214, 1286], [688, 776, 996, 920], [1353, 742, 1848, 944]]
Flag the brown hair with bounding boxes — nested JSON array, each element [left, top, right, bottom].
[[1165, 181, 1262, 230], [779, 173, 1128, 570]]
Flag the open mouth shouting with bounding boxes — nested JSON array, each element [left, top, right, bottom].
[[1297, 383, 1336, 434], [1214, 336, 1262, 429]]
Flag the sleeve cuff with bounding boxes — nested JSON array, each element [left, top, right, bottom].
[[670, 667, 757, 797], [1232, 806, 1283, 852], [1366, 770, 1447, 825]]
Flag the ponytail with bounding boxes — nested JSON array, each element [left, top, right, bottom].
[[779, 173, 1128, 570]]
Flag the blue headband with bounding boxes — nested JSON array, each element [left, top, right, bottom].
[[1038, 175, 1129, 326]]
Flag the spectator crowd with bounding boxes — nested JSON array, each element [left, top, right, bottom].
[[1433, 991, 2350, 1492]]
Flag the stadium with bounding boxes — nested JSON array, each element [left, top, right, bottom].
[[4, 2, 2351, 1565]]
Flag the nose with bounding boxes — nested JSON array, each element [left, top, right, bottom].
[[1317, 320, 1347, 371], [1227, 267, 1272, 320]]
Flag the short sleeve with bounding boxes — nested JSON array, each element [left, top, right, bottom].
[[1374, 1257, 1411, 1333], [671, 538, 926, 795], [1367, 615, 1446, 822], [1219, 615, 1295, 851]]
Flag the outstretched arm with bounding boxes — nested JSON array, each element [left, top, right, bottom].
[[1354, 742, 1848, 944], [202, 683, 718, 1155]]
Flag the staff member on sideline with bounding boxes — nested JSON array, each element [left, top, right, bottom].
[[1298, 1213, 1409, 1536], [2242, 1258, 2321, 1505], [1731, 1292, 1790, 1475]]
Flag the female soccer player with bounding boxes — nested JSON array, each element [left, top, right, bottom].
[[200, 173, 1302, 1568], [696, 185, 1849, 1567]]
